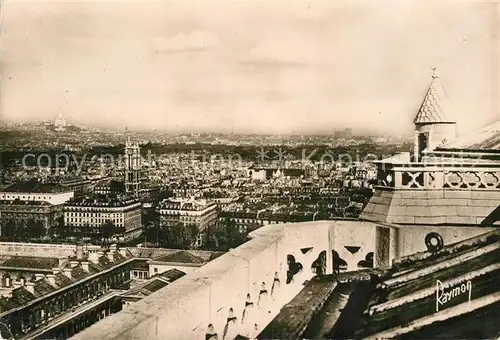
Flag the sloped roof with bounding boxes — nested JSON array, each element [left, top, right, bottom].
[[351, 233, 500, 339], [2, 181, 65, 193], [123, 279, 169, 298], [414, 77, 455, 125], [123, 270, 186, 298], [141, 279, 169, 293], [0, 256, 59, 269], [158, 268, 186, 282], [438, 120, 500, 151], [0, 250, 133, 314], [153, 250, 205, 264]]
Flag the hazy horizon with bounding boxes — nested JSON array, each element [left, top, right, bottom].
[[1, 0, 499, 136]]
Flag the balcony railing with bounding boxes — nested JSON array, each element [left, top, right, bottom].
[[376, 162, 500, 190]]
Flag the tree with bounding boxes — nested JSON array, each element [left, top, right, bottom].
[[25, 218, 45, 239], [101, 220, 116, 245], [203, 218, 247, 252], [13, 220, 26, 242], [203, 224, 219, 250], [161, 223, 199, 249], [0, 219, 16, 240], [48, 215, 64, 239], [144, 220, 160, 246]]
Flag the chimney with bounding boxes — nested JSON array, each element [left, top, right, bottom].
[[34, 273, 45, 281], [63, 268, 72, 279], [12, 281, 22, 289], [25, 282, 35, 294], [81, 261, 90, 272], [97, 251, 105, 258], [52, 268, 61, 275], [88, 252, 99, 264], [109, 244, 117, 252], [119, 247, 128, 258], [47, 274, 56, 286], [76, 244, 84, 260], [107, 251, 115, 262], [70, 260, 79, 268]]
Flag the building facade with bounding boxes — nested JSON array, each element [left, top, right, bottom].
[[93, 179, 125, 196], [64, 196, 142, 241], [0, 182, 74, 238], [0, 182, 74, 206], [157, 198, 217, 230], [59, 178, 93, 197], [0, 200, 61, 237]]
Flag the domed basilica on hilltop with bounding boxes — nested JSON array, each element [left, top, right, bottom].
[[54, 113, 67, 132]]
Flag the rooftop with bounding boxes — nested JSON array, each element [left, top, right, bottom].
[[0, 250, 133, 315], [158, 198, 216, 211], [438, 120, 500, 151], [1, 181, 68, 194], [152, 251, 206, 264], [413, 76, 455, 125], [0, 199, 52, 207], [0, 256, 59, 270], [129, 248, 225, 263], [65, 195, 140, 208], [121, 269, 186, 299]]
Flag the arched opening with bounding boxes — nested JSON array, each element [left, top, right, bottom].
[[332, 250, 347, 274], [311, 251, 327, 276], [357, 252, 374, 269], [418, 133, 428, 158], [286, 255, 303, 284]]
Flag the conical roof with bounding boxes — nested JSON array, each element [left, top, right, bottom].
[[413, 76, 455, 125]]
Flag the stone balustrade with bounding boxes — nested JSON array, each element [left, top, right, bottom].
[[376, 162, 500, 191]]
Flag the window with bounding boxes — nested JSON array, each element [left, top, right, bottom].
[[154, 268, 158, 273]]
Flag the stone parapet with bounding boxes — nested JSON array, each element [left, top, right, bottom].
[[360, 187, 500, 225]]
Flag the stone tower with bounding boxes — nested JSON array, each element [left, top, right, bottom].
[[413, 70, 457, 162], [124, 138, 141, 197]]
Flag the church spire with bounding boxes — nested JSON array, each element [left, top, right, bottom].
[[413, 68, 455, 125]]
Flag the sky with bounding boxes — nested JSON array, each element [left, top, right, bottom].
[[1, 0, 499, 136]]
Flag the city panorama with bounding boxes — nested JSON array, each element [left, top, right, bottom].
[[0, 1, 499, 339]]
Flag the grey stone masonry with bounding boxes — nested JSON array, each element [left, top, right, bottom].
[[360, 188, 500, 225]]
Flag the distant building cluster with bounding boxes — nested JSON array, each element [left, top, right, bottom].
[[0, 133, 379, 247]]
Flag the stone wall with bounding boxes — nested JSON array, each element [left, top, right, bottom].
[[361, 188, 500, 225], [375, 227, 391, 267], [330, 222, 377, 271], [397, 226, 496, 256], [0, 242, 78, 258], [0, 242, 104, 259], [70, 220, 381, 340]]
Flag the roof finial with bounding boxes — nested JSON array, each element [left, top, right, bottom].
[[431, 67, 438, 79]]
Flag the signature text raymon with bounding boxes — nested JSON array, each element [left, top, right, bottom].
[[436, 279, 472, 312]]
